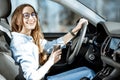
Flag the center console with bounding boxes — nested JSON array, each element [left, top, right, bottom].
[[93, 36, 120, 80]]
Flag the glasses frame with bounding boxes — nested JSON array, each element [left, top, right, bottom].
[[22, 12, 37, 19]]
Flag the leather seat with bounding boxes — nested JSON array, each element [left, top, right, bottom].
[[0, 74, 6, 80], [0, 0, 25, 80]]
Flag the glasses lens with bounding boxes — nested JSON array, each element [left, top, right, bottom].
[[23, 13, 30, 19], [31, 12, 36, 17], [23, 12, 36, 19]]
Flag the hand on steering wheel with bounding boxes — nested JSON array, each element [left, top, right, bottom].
[[66, 18, 88, 64]]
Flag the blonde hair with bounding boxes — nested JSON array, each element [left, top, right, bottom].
[[11, 4, 48, 65]]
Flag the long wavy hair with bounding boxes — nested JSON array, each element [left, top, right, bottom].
[[11, 4, 48, 65]]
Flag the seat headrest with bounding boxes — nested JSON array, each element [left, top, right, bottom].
[[0, 0, 11, 18]]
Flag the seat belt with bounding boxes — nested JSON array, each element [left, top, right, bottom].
[[0, 25, 11, 39]]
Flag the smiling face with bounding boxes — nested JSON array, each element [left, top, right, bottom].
[[21, 6, 37, 35]]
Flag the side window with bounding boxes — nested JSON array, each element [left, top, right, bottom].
[[38, 0, 79, 33], [10, 0, 80, 33]]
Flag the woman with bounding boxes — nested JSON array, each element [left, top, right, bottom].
[[10, 4, 95, 80]]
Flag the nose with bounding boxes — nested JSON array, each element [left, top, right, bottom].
[[28, 15, 36, 22], [29, 15, 34, 19]]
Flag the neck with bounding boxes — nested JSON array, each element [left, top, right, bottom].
[[20, 27, 31, 36]]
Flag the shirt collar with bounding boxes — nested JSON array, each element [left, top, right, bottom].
[[11, 32, 33, 41]]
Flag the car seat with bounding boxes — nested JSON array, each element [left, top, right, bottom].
[[0, 0, 25, 80], [0, 74, 6, 80]]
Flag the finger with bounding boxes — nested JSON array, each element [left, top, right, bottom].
[[55, 49, 62, 53], [59, 55, 61, 59], [54, 49, 62, 54], [54, 54, 61, 63], [56, 51, 62, 56], [80, 19, 88, 25], [56, 55, 61, 61]]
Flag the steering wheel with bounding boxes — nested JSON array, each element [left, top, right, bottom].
[[66, 23, 88, 64]]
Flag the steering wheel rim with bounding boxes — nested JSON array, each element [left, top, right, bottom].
[[67, 23, 88, 64]]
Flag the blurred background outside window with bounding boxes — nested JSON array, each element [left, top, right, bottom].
[[9, 0, 120, 33], [10, 0, 79, 33]]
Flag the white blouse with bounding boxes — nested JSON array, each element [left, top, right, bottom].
[[10, 32, 65, 80]]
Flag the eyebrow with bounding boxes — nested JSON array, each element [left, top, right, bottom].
[[22, 12, 35, 14]]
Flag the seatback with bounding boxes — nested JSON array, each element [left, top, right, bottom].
[[0, 74, 6, 80], [0, 0, 25, 80]]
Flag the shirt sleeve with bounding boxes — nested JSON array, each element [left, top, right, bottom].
[[41, 37, 66, 54], [11, 42, 54, 80]]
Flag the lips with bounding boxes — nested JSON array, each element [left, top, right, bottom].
[[26, 21, 35, 25]]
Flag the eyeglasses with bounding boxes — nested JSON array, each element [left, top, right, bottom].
[[23, 12, 37, 19]]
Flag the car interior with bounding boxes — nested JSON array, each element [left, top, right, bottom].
[[0, 0, 25, 80], [1, 0, 120, 80]]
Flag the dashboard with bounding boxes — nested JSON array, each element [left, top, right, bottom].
[[94, 22, 120, 68], [110, 38, 120, 50], [85, 22, 120, 69], [92, 22, 120, 80], [101, 37, 120, 64]]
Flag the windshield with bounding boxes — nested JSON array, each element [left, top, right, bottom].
[[78, 0, 120, 22]]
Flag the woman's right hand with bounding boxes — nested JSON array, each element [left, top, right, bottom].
[[48, 49, 62, 65]]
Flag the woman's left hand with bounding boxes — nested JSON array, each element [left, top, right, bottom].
[[72, 18, 88, 33]]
